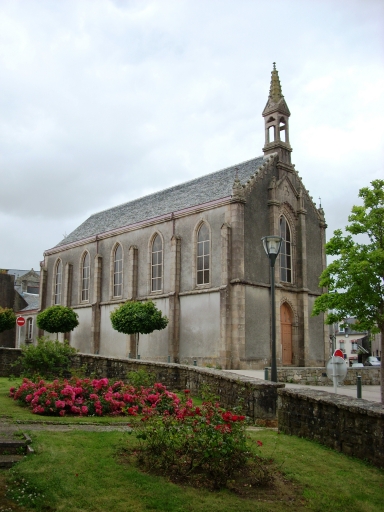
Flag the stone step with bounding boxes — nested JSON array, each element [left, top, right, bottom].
[[0, 439, 27, 455], [0, 454, 24, 469]]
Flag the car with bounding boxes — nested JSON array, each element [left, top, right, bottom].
[[351, 362, 364, 368], [365, 356, 381, 367]]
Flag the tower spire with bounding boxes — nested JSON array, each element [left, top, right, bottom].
[[262, 63, 292, 165]]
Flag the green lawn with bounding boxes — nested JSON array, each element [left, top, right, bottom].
[[1, 378, 383, 512]]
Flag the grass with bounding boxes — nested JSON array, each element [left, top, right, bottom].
[[1, 377, 383, 511]]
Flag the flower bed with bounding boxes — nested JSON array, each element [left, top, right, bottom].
[[9, 377, 182, 417]]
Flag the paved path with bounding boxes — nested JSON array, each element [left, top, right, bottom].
[[223, 369, 381, 403]]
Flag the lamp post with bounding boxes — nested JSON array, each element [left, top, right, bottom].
[[261, 235, 283, 382]]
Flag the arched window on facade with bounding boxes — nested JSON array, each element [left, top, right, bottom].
[[151, 234, 163, 292], [197, 223, 210, 285], [26, 318, 33, 341], [280, 216, 292, 282], [113, 244, 123, 297], [54, 259, 62, 304], [81, 252, 90, 302]]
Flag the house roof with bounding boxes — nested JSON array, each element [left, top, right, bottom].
[[55, 155, 265, 248], [20, 294, 40, 312]]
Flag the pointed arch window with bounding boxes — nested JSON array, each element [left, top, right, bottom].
[[113, 244, 123, 297], [81, 252, 90, 302], [151, 235, 163, 292], [54, 260, 62, 305], [197, 223, 210, 285], [280, 216, 292, 282]]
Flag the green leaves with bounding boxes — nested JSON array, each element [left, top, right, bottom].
[[312, 179, 384, 335], [37, 306, 79, 334], [16, 336, 78, 379], [110, 300, 168, 335], [0, 307, 16, 333]]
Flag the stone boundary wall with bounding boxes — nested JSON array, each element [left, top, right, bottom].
[[0, 348, 282, 420], [278, 387, 384, 468], [276, 367, 380, 386]]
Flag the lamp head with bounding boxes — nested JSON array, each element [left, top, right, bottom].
[[261, 235, 283, 258]]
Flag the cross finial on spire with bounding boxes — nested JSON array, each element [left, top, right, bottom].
[[273, 62, 276, 70]]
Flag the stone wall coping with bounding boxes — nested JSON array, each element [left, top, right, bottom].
[[74, 354, 285, 389], [278, 387, 384, 417]]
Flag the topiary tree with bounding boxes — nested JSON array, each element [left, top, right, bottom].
[[37, 305, 79, 339], [0, 307, 16, 333], [110, 300, 168, 357]]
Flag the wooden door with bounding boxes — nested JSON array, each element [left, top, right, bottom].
[[280, 303, 292, 365]]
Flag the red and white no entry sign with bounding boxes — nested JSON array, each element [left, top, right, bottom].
[[16, 317, 25, 327], [333, 349, 344, 359]]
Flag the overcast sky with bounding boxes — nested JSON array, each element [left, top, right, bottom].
[[1, 0, 383, 270]]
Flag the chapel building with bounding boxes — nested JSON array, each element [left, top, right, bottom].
[[40, 65, 328, 369]]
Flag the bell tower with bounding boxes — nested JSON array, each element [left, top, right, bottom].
[[262, 63, 292, 165]]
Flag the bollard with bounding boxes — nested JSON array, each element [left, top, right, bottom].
[[137, 354, 141, 360], [264, 367, 269, 381], [167, 355, 171, 363], [357, 375, 362, 399], [193, 360, 197, 366]]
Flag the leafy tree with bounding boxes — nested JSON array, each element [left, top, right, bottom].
[[110, 300, 168, 357], [0, 307, 16, 333], [37, 305, 79, 338], [16, 336, 78, 379], [312, 179, 384, 403]]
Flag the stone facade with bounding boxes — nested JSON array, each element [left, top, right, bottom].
[[38, 65, 328, 369], [278, 387, 384, 468]]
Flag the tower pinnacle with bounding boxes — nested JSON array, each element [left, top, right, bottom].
[[262, 63, 292, 164]]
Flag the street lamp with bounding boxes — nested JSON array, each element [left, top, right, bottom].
[[261, 235, 283, 382]]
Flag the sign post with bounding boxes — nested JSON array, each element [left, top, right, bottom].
[[16, 317, 25, 348]]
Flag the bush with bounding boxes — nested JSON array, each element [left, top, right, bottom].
[[37, 306, 79, 334], [131, 392, 270, 489], [110, 300, 168, 335], [0, 307, 16, 333], [126, 369, 156, 388], [15, 336, 78, 379]]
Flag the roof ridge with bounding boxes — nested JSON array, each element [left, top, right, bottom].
[[89, 155, 264, 218]]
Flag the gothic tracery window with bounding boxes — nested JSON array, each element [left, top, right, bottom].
[[197, 223, 210, 285], [280, 216, 292, 283]]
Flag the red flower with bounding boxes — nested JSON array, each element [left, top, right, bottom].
[[184, 389, 190, 394], [257, 440, 263, 446]]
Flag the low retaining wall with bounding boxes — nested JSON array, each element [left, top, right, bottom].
[[0, 348, 282, 421], [276, 367, 380, 386], [278, 388, 384, 468]]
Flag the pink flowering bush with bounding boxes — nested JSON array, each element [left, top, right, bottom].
[[9, 378, 182, 417], [133, 390, 255, 489]]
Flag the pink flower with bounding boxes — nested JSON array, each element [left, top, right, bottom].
[[81, 406, 88, 415]]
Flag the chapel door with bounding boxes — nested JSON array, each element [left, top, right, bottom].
[[280, 303, 292, 365]]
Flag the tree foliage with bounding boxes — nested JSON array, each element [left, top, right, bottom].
[[110, 300, 168, 336], [37, 305, 79, 334], [0, 307, 16, 333], [312, 179, 384, 402], [16, 336, 78, 379]]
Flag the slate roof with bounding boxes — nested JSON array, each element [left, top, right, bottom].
[[56, 156, 265, 247], [20, 294, 40, 312]]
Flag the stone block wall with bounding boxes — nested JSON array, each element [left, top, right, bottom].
[[278, 388, 384, 468], [0, 348, 282, 420], [276, 367, 380, 386]]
